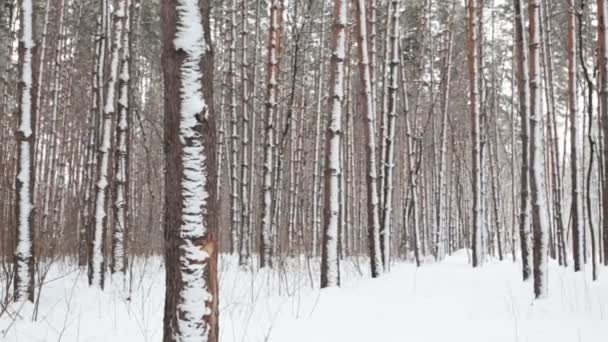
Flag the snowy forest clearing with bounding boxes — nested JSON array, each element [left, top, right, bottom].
[[1, 250, 606, 342]]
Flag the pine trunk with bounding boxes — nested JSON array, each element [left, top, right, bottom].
[[161, 0, 218, 339]]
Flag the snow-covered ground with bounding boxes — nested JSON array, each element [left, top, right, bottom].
[[1, 250, 607, 341]]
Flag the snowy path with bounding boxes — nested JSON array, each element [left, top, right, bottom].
[[1, 251, 607, 341]]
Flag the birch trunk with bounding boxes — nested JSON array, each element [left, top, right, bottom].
[[467, 0, 483, 267], [112, 0, 131, 276], [434, 5, 454, 261], [379, 0, 400, 270], [312, 0, 327, 257], [259, 0, 283, 268], [321, 0, 347, 288], [90, 0, 126, 288], [238, 0, 250, 266], [528, 0, 549, 298], [228, 0, 240, 254], [14, 0, 37, 303], [541, 0, 567, 267], [567, 0, 584, 271]]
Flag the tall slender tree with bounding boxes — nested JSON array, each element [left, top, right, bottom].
[[597, 0, 608, 266], [380, 0, 401, 269], [567, 0, 584, 271], [161, 0, 218, 340], [89, 0, 126, 288], [514, 0, 533, 280], [260, 0, 284, 268], [321, 0, 347, 288], [14, 0, 38, 303], [468, 0, 483, 267], [355, 0, 383, 277], [528, 0, 549, 298], [112, 0, 132, 276]]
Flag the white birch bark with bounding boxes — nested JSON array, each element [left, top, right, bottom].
[[514, 0, 533, 279], [467, 0, 483, 267], [528, 0, 549, 298], [228, 0, 240, 254], [14, 0, 37, 303], [321, 0, 347, 288], [112, 0, 131, 276], [567, 0, 584, 271], [260, 0, 283, 268], [90, 0, 126, 288], [380, 0, 400, 270], [434, 5, 455, 261], [238, 0, 251, 266]]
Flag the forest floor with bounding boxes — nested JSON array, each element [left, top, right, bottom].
[[1, 250, 607, 341]]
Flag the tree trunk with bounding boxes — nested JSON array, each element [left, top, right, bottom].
[[14, 0, 38, 303], [514, 0, 533, 280], [89, 0, 126, 289], [321, 0, 347, 288], [379, 0, 400, 270], [161, 0, 218, 340], [259, 0, 284, 268], [528, 0, 549, 298], [467, 0, 483, 267], [597, 0, 608, 267], [238, 0, 251, 266], [355, 0, 383, 278], [567, 0, 584, 271], [112, 0, 131, 276]]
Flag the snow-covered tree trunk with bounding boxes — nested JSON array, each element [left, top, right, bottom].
[[32, 0, 50, 161], [567, 0, 583, 272], [81, 0, 108, 267], [379, 0, 400, 270], [245, 0, 262, 261], [14, 0, 38, 303], [367, 0, 379, 141], [434, 7, 455, 261], [89, 0, 126, 288], [467, 0, 483, 268], [312, 0, 327, 257], [112, 0, 131, 276], [355, 0, 383, 278], [216, 81, 226, 195], [39, 0, 66, 244], [528, 0, 549, 298], [489, 2, 503, 261], [161, 0, 218, 340], [320, 0, 347, 288], [514, 0, 533, 280], [398, 44, 420, 267], [228, 0, 240, 255], [541, 0, 566, 267], [576, 0, 598, 281], [292, 99, 305, 255], [238, 0, 250, 266], [597, 0, 608, 267], [260, 0, 283, 268]]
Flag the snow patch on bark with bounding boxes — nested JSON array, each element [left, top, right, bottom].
[[174, 0, 212, 340]]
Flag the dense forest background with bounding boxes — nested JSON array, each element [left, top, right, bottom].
[[1, 0, 607, 307]]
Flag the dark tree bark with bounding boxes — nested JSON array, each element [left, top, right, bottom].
[[161, 0, 218, 340], [514, 0, 533, 280]]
